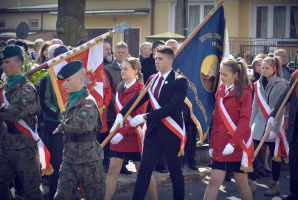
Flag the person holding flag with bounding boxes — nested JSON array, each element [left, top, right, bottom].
[[205, 58, 253, 200], [111, 46, 187, 200], [105, 57, 158, 200], [248, 56, 288, 195], [52, 60, 105, 200], [0, 45, 44, 199]]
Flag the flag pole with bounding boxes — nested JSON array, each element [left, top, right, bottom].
[[174, 0, 225, 146], [253, 76, 298, 161]]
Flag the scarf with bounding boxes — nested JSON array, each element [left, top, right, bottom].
[[68, 86, 86, 107], [7, 74, 24, 90]]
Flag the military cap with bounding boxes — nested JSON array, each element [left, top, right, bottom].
[[54, 45, 69, 57], [0, 41, 7, 47], [287, 61, 295, 67], [267, 53, 274, 57], [236, 57, 243, 61], [57, 60, 83, 80], [0, 45, 22, 60]]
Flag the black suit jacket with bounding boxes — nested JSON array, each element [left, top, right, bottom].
[[120, 69, 187, 141], [270, 70, 298, 142]]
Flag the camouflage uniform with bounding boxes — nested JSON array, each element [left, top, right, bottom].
[[54, 89, 105, 200], [0, 76, 43, 200]]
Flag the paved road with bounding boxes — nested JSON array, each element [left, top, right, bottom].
[[112, 171, 290, 200]]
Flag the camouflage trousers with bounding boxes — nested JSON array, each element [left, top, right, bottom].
[[54, 160, 105, 200], [0, 146, 43, 200]]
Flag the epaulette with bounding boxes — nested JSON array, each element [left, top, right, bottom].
[[175, 72, 184, 80], [0, 82, 7, 90]]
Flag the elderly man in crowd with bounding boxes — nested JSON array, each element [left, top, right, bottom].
[[165, 39, 178, 53], [274, 49, 293, 81], [139, 42, 152, 60], [51, 39, 64, 45], [32, 38, 45, 60], [104, 41, 113, 66]]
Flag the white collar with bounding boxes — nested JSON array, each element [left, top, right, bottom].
[[158, 69, 172, 81], [225, 84, 234, 94], [124, 79, 137, 89]]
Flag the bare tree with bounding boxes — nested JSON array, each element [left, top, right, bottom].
[[56, 0, 86, 46], [175, 0, 187, 37]]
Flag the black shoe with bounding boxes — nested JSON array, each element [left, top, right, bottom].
[[15, 188, 24, 196], [283, 193, 298, 200], [258, 170, 271, 177], [256, 172, 262, 179], [155, 166, 168, 173], [120, 166, 132, 175], [225, 171, 232, 181], [188, 162, 199, 170], [264, 169, 272, 174]]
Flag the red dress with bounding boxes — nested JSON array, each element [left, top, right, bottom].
[[101, 71, 111, 133], [210, 85, 252, 162], [110, 81, 148, 153]]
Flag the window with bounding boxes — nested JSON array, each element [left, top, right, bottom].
[[29, 20, 39, 29], [251, 2, 298, 39], [0, 20, 5, 29]]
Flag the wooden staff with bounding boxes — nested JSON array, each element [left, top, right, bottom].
[[253, 76, 298, 161], [174, 0, 225, 146], [101, 82, 153, 148]]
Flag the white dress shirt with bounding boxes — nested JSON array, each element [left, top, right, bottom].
[[124, 79, 137, 90], [116, 61, 122, 69], [225, 84, 235, 96], [151, 69, 172, 99]]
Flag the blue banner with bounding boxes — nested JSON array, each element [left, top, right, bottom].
[[173, 5, 227, 138]]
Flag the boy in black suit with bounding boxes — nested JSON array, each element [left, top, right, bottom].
[[110, 46, 187, 200]]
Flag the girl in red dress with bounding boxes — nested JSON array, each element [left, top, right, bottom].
[[105, 57, 158, 200], [204, 58, 253, 200]]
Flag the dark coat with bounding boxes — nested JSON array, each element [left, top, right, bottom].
[[249, 70, 260, 98], [270, 70, 298, 142], [120, 69, 187, 141], [210, 85, 253, 162], [140, 53, 157, 84], [104, 61, 123, 122], [110, 81, 148, 152]]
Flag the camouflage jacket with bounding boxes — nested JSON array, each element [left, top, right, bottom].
[[58, 89, 103, 164], [0, 76, 41, 149]]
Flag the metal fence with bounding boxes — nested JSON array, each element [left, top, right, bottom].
[[229, 37, 298, 65]]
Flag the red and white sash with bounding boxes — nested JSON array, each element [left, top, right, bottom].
[[148, 75, 186, 156], [115, 92, 146, 155], [254, 81, 289, 163], [0, 89, 53, 175], [218, 96, 254, 172]]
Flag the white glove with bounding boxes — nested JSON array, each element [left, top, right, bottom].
[[267, 116, 275, 129], [222, 143, 235, 155], [209, 149, 213, 158], [269, 131, 277, 140], [110, 114, 123, 133], [110, 133, 124, 144], [130, 114, 146, 127]]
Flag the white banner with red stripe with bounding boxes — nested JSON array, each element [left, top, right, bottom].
[[1, 89, 52, 174], [115, 92, 146, 155], [148, 75, 186, 155], [254, 81, 289, 163], [218, 97, 254, 172]]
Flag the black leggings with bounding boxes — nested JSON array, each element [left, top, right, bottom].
[[249, 140, 281, 182]]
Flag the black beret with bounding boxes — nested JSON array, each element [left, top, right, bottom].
[[0, 45, 23, 60], [57, 60, 83, 80], [267, 53, 274, 57], [54, 45, 69, 58]]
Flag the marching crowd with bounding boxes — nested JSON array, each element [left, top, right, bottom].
[[0, 37, 297, 200]]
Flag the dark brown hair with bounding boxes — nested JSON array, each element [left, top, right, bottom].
[[156, 46, 174, 59], [116, 57, 143, 93], [35, 41, 53, 64], [263, 56, 282, 77], [221, 58, 252, 101]]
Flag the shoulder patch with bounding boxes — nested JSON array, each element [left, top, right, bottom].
[[25, 88, 31, 93], [20, 96, 27, 106], [85, 104, 91, 109], [80, 109, 88, 118]]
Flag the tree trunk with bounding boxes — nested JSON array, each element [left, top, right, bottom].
[[56, 0, 86, 47], [175, 0, 186, 36]]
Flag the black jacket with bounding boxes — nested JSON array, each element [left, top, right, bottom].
[[269, 70, 298, 142], [120, 70, 187, 141], [140, 53, 157, 84], [249, 70, 260, 98]]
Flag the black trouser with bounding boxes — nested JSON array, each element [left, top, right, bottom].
[[184, 121, 197, 164], [289, 131, 298, 195], [133, 129, 184, 200], [249, 140, 281, 182], [44, 120, 64, 200]]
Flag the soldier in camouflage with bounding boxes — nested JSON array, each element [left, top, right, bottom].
[[0, 45, 43, 199], [53, 60, 105, 200]]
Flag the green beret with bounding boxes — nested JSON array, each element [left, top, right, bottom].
[[267, 53, 274, 57], [0, 45, 23, 60], [287, 61, 295, 67], [236, 57, 243, 61], [57, 60, 84, 80]]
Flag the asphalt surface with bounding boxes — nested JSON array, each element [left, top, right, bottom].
[[112, 171, 290, 200]]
